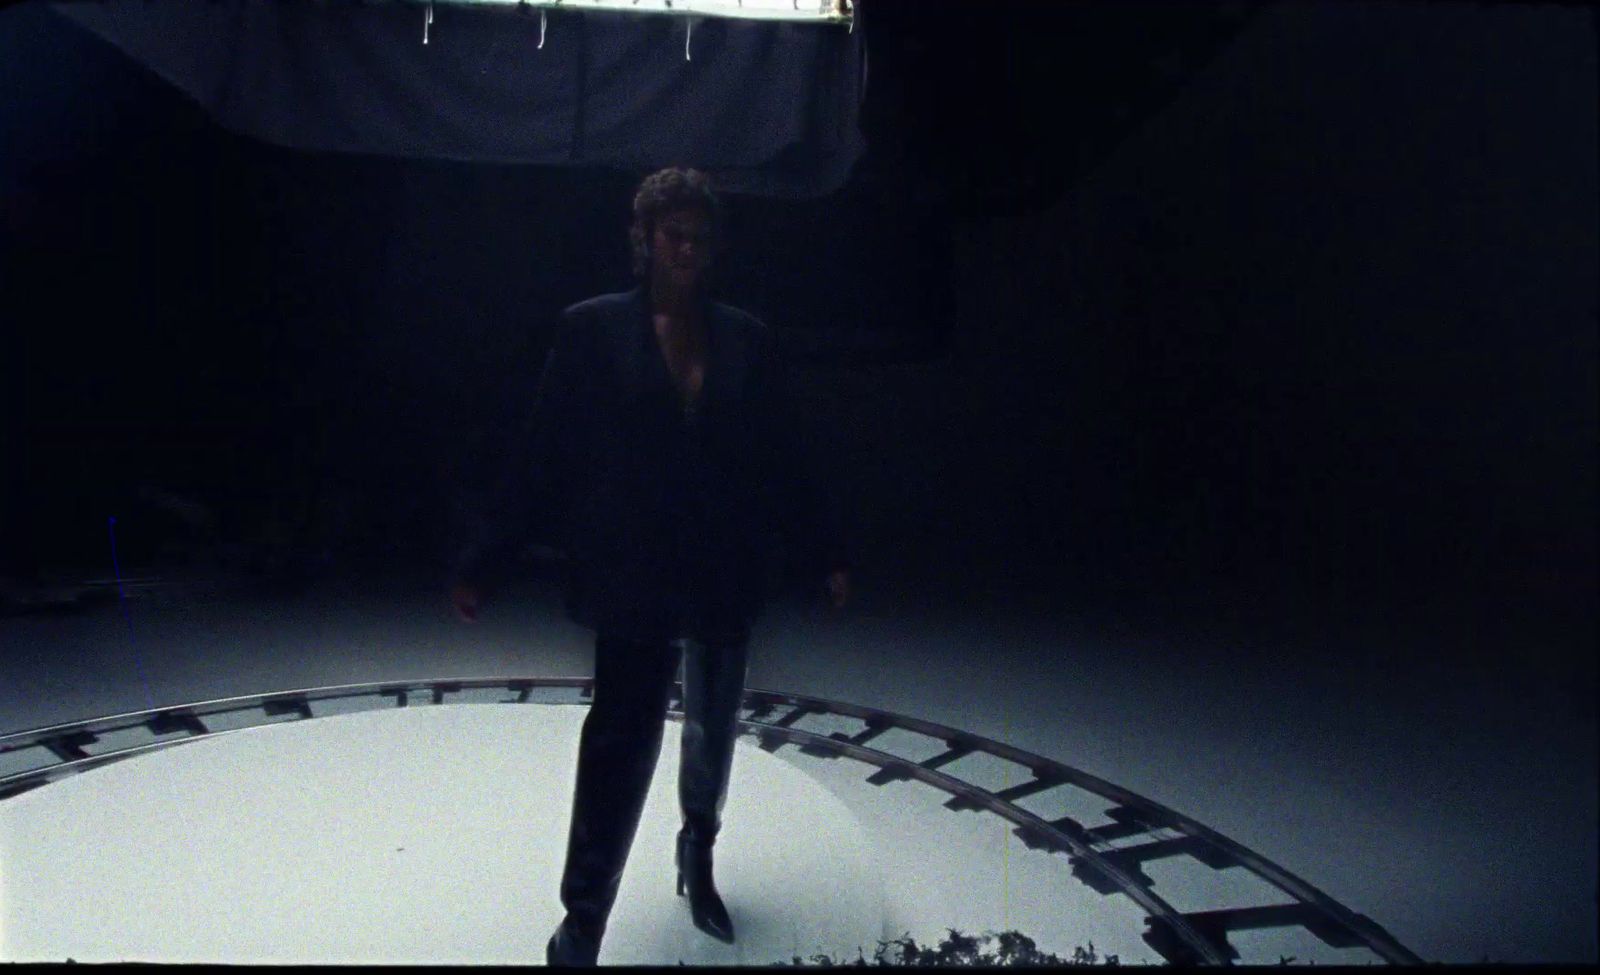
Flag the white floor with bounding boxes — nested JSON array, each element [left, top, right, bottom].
[[0, 565, 1593, 965], [1, 705, 895, 966]]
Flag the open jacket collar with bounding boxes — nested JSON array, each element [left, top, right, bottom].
[[622, 283, 747, 415]]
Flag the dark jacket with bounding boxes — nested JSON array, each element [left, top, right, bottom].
[[452, 284, 854, 640]]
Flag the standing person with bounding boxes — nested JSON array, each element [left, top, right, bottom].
[[449, 168, 854, 967]]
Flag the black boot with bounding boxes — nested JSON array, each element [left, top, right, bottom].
[[675, 633, 748, 944], [675, 816, 734, 943], [546, 914, 602, 967], [550, 668, 673, 966]]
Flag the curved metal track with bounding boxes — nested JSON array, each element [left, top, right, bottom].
[[0, 676, 1423, 966]]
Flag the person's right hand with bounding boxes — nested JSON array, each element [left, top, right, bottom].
[[451, 582, 481, 623]]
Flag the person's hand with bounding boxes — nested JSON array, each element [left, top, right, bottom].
[[451, 582, 481, 623], [825, 567, 851, 609]]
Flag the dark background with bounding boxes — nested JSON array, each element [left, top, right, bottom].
[[1, 0, 1594, 673]]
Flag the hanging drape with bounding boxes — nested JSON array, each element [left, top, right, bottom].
[[52, 0, 868, 198]]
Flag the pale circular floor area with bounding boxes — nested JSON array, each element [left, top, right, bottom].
[[0, 704, 896, 966]]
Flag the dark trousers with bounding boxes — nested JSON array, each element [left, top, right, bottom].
[[557, 622, 751, 934]]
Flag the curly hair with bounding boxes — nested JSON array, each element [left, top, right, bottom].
[[629, 167, 724, 282]]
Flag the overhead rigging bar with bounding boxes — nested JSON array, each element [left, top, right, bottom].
[[394, 0, 854, 26]]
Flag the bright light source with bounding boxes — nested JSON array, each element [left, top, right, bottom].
[[415, 0, 852, 25]]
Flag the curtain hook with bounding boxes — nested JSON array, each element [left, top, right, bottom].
[[423, 0, 433, 45], [685, 17, 693, 62], [539, 8, 547, 49]]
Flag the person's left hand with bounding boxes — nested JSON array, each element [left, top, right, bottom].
[[825, 567, 851, 609]]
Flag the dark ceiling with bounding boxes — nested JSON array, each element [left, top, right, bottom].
[[851, 0, 1274, 218]]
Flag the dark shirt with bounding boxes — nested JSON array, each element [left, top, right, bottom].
[[452, 284, 853, 640]]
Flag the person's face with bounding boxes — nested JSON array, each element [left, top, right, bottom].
[[651, 207, 713, 285]]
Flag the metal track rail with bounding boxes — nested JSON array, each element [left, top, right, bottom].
[[0, 677, 1423, 966]]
